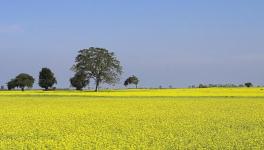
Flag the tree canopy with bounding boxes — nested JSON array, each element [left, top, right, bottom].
[[245, 82, 253, 88], [72, 47, 122, 91], [14, 73, 35, 91], [7, 79, 17, 90], [124, 75, 139, 88], [39, 68, 57, 90], [70, 71, 89, 90]]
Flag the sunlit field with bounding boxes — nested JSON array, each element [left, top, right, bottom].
[[0, 88, 264, 149], [2, 87, 264, 97]]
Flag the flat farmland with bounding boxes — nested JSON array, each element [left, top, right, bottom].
[[0, 89, 264, 149]]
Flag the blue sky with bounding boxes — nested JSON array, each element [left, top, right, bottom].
[[0, 0, 264, 88]]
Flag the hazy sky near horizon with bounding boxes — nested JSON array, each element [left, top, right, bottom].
[[0, 0, 264, 88]]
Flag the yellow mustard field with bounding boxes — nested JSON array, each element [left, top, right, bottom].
[[1, 87, 264, 97], [0, 88, 264, 149]]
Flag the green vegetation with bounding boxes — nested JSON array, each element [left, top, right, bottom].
[[245, 82, 254, 88], [72, 47, 123, 91], [7, 78, 17, 90], [7, 73, 35, 91], [70, 71, 89, 90], [38, 68, 57, 90], [124, 75, 139, 88]]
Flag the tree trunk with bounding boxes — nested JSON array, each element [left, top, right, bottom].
[[76, 87, 82, 91], [45, 87, 48, 91], [21, 87, 24, 91], [95, 80, 100, 92], [136, 84, 138, 89]]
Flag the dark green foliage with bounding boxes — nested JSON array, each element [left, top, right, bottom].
[[70, 72, 89, 90], [124, 75, 139, 88], [192, 83, 255, 88], [238, 84, 245, 87], [7, 79, 17, 90], [72, 47, 122, 91], [195, 83, 244, 88], [15, 73, 35, 91], [198, 84, 208, 88], [39, 68, 57, 90], [245, 82, 253, 88], [124, 80, 129, 87]]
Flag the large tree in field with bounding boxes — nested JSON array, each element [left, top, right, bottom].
[[70, 71, 89, 90], [39, 68, 57, 90], [72, 47, 122, 91], [15, 73, 35, 91]]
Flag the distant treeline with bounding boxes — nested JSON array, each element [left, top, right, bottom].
[[190, 82, 255, 88]]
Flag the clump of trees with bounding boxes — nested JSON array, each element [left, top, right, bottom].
[[198, 84, 208, 88], [124, 75, 139, 88], [192, 82, 255, 88], [245, 82, 253, 88], [6, 47, 123, 92], [7, 73, 35, 91], [7, 79, 18, 90], [38, 68, 57, 90], [70, 71, 89, 90], [72, 47, 122, 91]]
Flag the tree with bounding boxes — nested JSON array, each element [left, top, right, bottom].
[[130, 75, 139, 88], [124, 79, 129, 87], [15, 73, 35, 91], [7, 79, 17, 90], [124, 75, 139, 88], [70, 72, 89, 90], [245, 82, 253, 88], [72, 47, 122, 91], [198, 84, 208, 88], [239, 84, 244, 87], [39, 68, 57, 90]]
